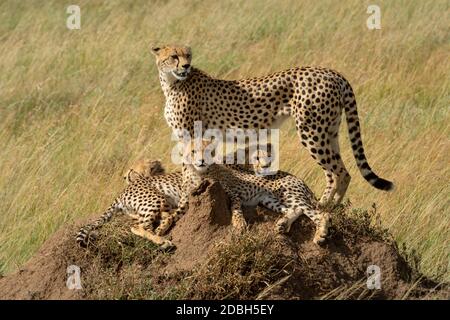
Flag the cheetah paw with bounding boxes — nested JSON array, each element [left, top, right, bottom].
[[313, 230, 327, 245], [159, 239, 175, 251]]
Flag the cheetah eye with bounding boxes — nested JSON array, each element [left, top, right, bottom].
[[186, 54, 191, 59], [171, 55, 178, 59]]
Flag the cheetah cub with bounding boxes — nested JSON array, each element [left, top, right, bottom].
[[76, 160, 182, 249], [185, 140, 330, 244]]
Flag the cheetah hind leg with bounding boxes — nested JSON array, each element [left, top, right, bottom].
[[329, 132, 351, 205], [275, 207, 331, 245], [130, 225, 174, 250], [230, 197, 247, 233], [275, 208, 300, 234], [232, 209, 247, 233], [300, 206, 331, 245]]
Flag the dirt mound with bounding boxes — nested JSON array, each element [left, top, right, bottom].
[[164, 180, 232, 273], [0, 227, 82, 300], [0, 181, 447, 300]]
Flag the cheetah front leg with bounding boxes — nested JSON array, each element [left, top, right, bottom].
[[230, 196, 247, 233], [170, 192, 189, 222], [130, 225, 174, 250], [312, 212, 331, 245], [132, 206, 174, 249], [153, 201, 176, 236]]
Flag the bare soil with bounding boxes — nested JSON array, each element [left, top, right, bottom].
[[0, 179, 447, 300]]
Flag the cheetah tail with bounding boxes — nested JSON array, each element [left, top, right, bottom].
[[343, 89, 394, 192], [76, 201, 121, 247]]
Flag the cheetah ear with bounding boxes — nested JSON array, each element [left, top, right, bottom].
[[127, 169, 143, 183], [150, 45, 161, 56], [201, 137, 217, 150], [150, 160, 166, 176]]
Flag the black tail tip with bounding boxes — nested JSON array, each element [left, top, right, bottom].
[[364, 172, 394, 191], [373, 177, 394, 191]]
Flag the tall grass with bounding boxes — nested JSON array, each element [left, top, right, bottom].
[[0, 0, 448, 280]]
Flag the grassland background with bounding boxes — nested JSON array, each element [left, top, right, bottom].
[[0, 0, 448, 281]]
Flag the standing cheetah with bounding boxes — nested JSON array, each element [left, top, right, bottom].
[[185, 140, 330, 244], [150, 45, 394, 206]]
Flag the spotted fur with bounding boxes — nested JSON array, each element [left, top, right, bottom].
[[186, 140, 330, 244], [151, 45, 394, 206], [76, 161, 185, 249]]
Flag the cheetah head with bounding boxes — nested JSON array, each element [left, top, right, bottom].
[[182, 139, 216, 174], [251, 149, 271, 172], [250, 143, 278, 176], [123, 159, 165, 184], [150, 45, 192, 81], [250, 144, 277, 176]]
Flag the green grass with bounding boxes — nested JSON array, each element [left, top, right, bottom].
[[0, 0, 448, 281]]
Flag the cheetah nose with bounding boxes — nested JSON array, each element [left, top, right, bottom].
[[182, 64, 190, 69]]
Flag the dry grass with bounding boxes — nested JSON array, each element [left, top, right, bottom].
[[0, 0, 448, 283]]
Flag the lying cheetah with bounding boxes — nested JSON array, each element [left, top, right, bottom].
[[185, 140, 330, 244], [150, 45, 394, 206], [76, 160, 186, 249], [250, 147, 329, 235]]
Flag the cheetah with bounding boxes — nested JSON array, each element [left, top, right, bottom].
[[185, 140, 330, 244], [150, 45, 394, 206], [76, 160, 187, 249]]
